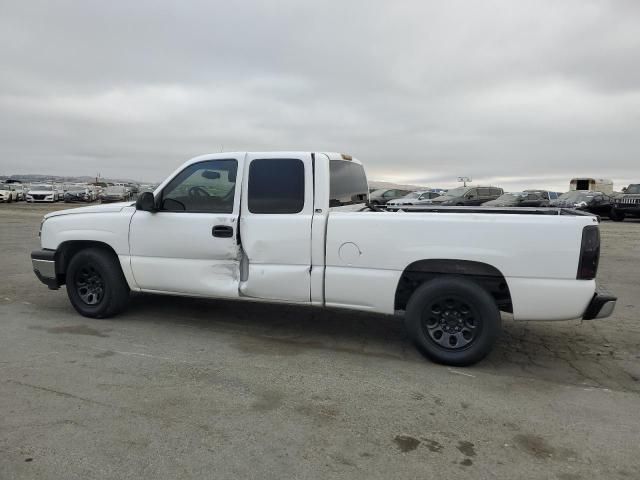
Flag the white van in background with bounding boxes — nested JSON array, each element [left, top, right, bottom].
[[570, 178, 614, 194]]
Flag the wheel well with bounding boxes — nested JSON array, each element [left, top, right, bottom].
[[394, 259, 512, 312], [54, 241, 119, 284]]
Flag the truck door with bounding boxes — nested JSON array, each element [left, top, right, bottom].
[[129, 156, 243, 298], [239, 153, 314, 303]]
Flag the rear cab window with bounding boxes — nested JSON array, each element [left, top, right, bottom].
[[329, 160, 369, 207]]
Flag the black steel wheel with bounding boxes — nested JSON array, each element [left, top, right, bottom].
[[66, 247, 130, 318], [74, 264, 105, 305], [421, 295, 480, 350], [405, 276, 501, 366]]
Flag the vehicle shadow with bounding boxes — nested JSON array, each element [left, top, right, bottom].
[[124, 293, 640, 392]]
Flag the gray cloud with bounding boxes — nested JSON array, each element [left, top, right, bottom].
[[0, 0, 639, 191]]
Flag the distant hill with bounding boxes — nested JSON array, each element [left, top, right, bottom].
[[369, 180, 430, 191], [1, 174, 429, 191], [0, 174, 144, 184]]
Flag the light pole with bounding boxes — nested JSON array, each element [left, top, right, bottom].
[[457, 176, 472, 187]]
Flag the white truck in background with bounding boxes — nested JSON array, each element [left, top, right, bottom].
[[570, 178, 614, 195], [31, 152, 616, 366]]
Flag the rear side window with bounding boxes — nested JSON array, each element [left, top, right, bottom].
[[248, 158, 305, 214], [329, 160, 369, 207]]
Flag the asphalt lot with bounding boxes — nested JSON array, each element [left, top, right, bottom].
[[1, 202, 639, 479]]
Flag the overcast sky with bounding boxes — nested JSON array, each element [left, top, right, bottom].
[[1, 0, 639, 191]]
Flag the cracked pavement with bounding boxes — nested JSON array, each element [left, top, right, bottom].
[[1, 202, 639, 479]]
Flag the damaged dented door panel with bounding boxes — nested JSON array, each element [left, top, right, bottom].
[[129, 156, 244, 297], [239, 153, 314, 302]]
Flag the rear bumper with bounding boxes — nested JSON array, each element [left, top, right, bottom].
[[582, 292, 617, 320], [31, 249, 60, 290]]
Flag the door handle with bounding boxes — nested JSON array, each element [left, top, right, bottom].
[[212, 225, 234, 238]]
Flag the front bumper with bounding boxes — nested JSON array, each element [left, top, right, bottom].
[[582, 292, 617, 320], [31, 249, 60, 290]]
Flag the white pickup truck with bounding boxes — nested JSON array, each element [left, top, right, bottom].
[[31, 152, 616, 365]]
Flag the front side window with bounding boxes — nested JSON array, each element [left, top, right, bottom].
[[329, 160, 369, 207], [161, 159, 237, 213], [248, 158, 304, 214]]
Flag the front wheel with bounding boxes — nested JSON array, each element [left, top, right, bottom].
[[404, 276, 501, 366], [66, 248, 130, 318], [610, 208, 625, 222]]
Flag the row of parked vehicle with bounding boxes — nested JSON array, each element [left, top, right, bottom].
[[373, 181, 640, 221], [0, 182, 147, 204]]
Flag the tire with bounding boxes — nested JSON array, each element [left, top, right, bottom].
[[404, 276, 501, 366], [66, 247, 130, 318], [610, 208, 625, 222]]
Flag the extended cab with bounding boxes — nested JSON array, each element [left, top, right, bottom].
[[31, 152, 616, 365]]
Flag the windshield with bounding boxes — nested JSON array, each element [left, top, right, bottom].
[[556, 191, 598, 202], [31, 185, 53, 191], [105, 186, 125, 194], [626, 184, 640, 194], [0, 184, 12, 191], [437, 187, 469, 199], [402, 192, 420, 199], [495, 192, 525, 201], [68, 187, 87, 193]]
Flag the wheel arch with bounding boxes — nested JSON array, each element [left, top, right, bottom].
[[394, 259, 512, 312], [54, 240, 121, 285]]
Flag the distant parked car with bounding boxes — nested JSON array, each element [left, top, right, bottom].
[[0, 184, 19, 202], [386, 190, 441, 210], [483, 190, 551, 207], [369, 188, 413, 206], [26, 184, 59, 202], [100, 186, 130, 203], [610, 183, 640, 222], [65, 186, 95, 203], [5, 183, 27, 200], [551, 191, 613, 217], [430, 186, 504, 206]]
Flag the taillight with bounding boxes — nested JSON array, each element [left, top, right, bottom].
[[577, 225, 600, 280]]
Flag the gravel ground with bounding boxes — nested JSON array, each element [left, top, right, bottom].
[[1, 202, 639, 479]]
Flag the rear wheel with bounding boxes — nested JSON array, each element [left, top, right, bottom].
[[66, 248, 130, 318], [404, 276, 501, 366]]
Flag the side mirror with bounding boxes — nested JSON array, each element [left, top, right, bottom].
[[136, 191, 156, 212]]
